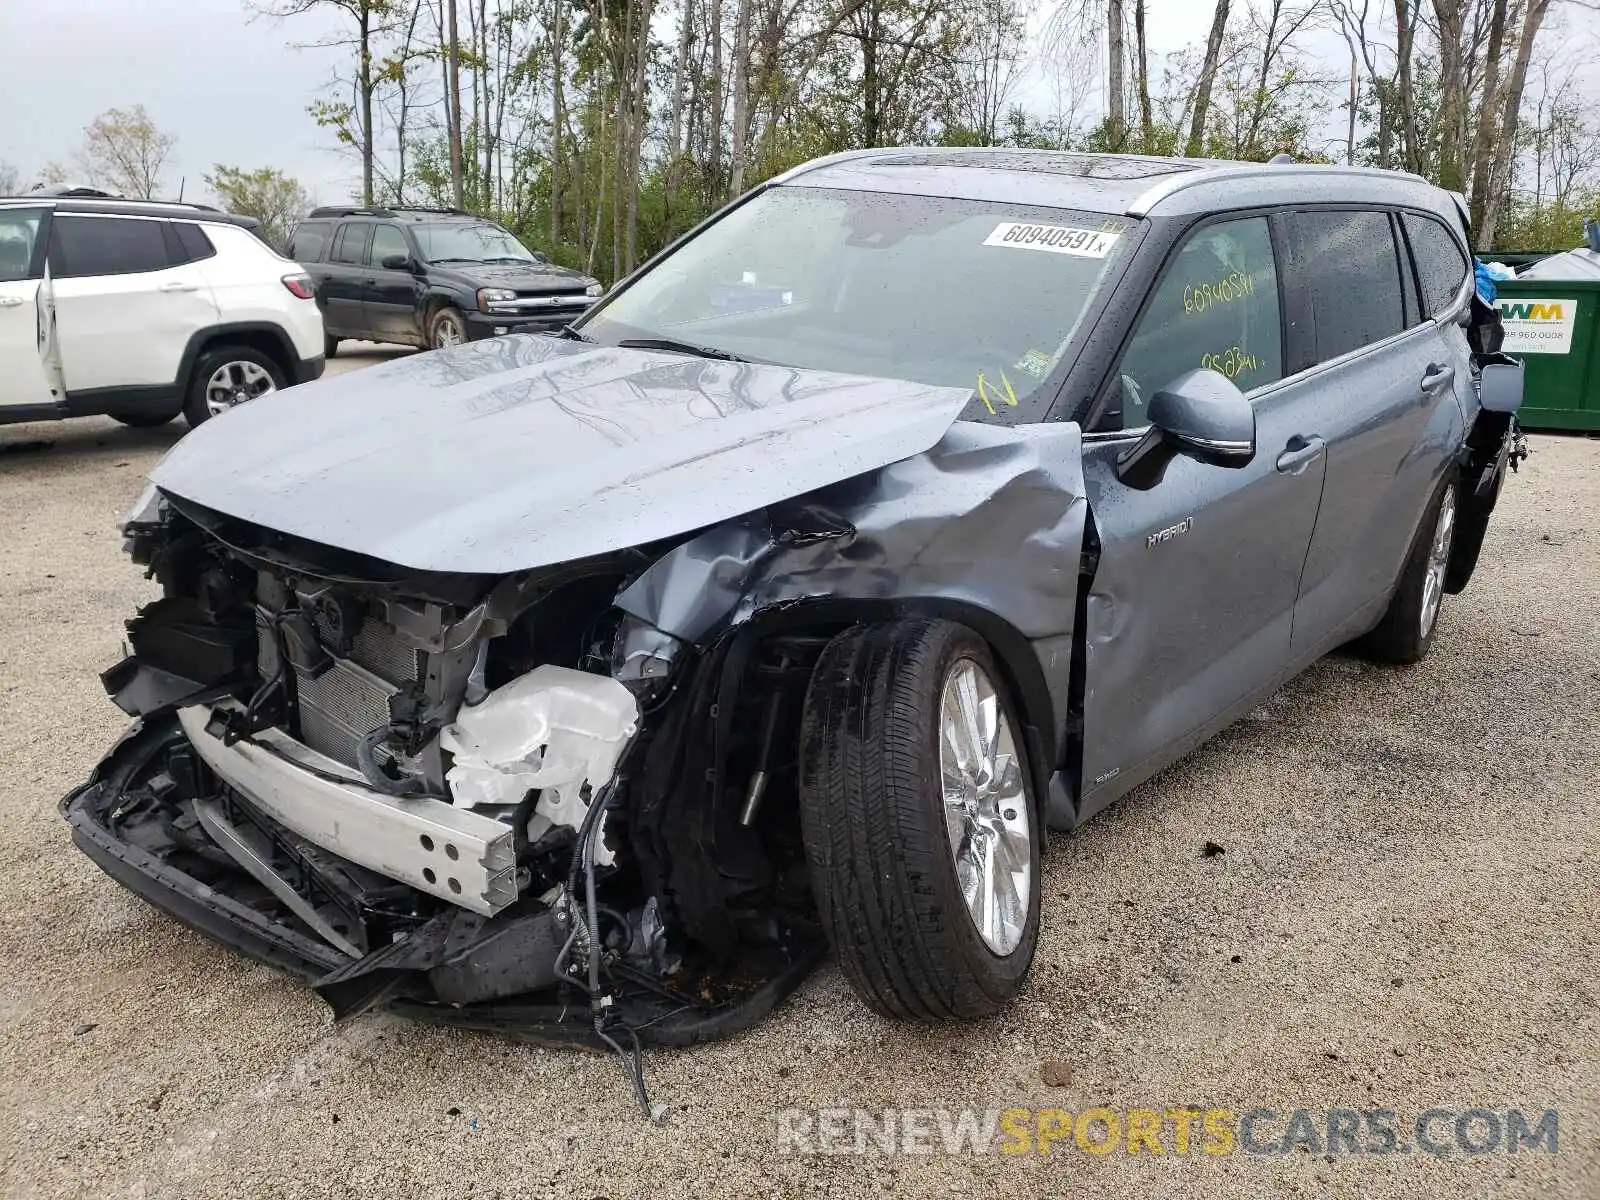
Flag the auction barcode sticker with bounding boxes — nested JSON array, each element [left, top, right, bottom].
[[983, 222, 1119, 258]]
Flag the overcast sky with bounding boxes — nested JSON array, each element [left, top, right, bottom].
[[0, 0, 1441, 209]]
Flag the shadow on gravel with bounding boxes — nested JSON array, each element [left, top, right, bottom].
[[0, 418, 186, 461]]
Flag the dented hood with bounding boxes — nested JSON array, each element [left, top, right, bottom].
[[150, 336, 973, 574]]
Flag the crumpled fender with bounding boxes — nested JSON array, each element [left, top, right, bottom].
[[615, 420, 1089, 781]]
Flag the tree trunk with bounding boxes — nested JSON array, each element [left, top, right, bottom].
[[1393, 0, 1422, 173], [667, 0, 695, 179], [1184, 0, 1228, 157], [1106, 0, 1126, 150], [728, 0, 755, 195], [358, 6, 374, 207], [550, 0, 565, 244], [1134, 0, 1152, 153], [1467, 0, 1508, 237], [446, 0, 465, 209], [1481, 0, 1553, 248], [1432, 0, 1466, 191], [708, 0, 726, 189]]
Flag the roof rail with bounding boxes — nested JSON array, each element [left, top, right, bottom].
[[308, 205, 397, 218]]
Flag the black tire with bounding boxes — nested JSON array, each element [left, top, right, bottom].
[[324, 334, 340, 359], [183, 345, 287, 429], [429, 306, 470, 349], [1358, 475, 1460, 665], [110, 411, 177, 428], [798, 618, 1042, 1021]]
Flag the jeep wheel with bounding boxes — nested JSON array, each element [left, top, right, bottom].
[[430, 306, 469, 349], [183, 346, 285, 428], [1359, 476, 1459, 664], [798, 618, 1041, 1021]]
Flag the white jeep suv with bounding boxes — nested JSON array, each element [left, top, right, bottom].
[[0, 195, 325, 429]]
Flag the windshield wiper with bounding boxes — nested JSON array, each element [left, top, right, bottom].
[[556, 324, 593, 342], [427, 257, 477, 264], [481, 256, 536, 265], [617, 336, 747, 362]]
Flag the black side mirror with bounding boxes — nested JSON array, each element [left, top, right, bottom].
[[380, 253, 414, 271], [1116, 369, 1257, 490]]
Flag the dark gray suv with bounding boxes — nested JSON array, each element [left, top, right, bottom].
[[63, 151, 1525, 1058]]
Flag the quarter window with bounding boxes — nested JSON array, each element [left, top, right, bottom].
[[1403, 212, 1470, 318], [1118, 216, 1284, 427], [1291, 210, 1406, 362], [47, 216, 171, 278]]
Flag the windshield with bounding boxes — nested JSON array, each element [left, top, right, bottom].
[[580, 186, 1133, 421], [413, 222, 538, 264]]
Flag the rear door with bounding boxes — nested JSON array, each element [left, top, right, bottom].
[[362, 223, 419, 342], [320, 222, 371, 337], [1280, 208, 1467, 656], [46, 213, 220, 394], [1076, 213, 1327, 817], [0, 205, 53, 411]]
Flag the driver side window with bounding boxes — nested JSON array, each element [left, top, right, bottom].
[[1115, 216, 1284, 428]]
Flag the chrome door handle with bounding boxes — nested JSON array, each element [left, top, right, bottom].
[[1275, 434, 1326, 475], [0, 296, 23, 308], [1421, 363, 1456, 392], [158, 281, 199, 293]]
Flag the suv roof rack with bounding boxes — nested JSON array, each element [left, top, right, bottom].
[[307, 204, 476, 219]]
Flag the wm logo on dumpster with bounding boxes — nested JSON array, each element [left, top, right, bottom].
[[1501, 302, 1564, 321]]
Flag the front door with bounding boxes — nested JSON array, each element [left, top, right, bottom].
[[1076, 214, 1326, 818], [0, 206, 53, 411], [362, 223, 419, 343]]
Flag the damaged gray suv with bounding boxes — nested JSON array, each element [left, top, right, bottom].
[[64, 150, 1527, 1055]]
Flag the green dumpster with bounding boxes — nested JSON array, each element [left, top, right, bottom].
[[1494, 277, 1600, 431]]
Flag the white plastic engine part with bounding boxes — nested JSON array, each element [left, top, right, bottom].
[[438, 664, 639, 865]]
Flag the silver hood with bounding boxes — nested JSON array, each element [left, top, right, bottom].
[[150, 336, 974, 574]]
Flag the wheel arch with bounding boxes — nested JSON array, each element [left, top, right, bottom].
[[178, 323, 297, 391], [731, 595, 1063, 822]]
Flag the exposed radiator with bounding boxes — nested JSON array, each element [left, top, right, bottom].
[[294, 612, 421, 767]]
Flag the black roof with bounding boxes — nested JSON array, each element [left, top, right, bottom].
[[0, 195, 260, 229]]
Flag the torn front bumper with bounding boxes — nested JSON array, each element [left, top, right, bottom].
[[61, 716, 823, 1046]]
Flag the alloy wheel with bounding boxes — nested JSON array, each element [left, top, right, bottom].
[[1420, 486, 1457, 639], [204, 360, 277, 416], [938, 657, 1032, 956]]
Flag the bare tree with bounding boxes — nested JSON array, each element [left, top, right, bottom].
[[1480, 0, 1555, 247], [0, 162, 20, 196], [76, 106, 177, 199], [1106, 0, 1126, 148], [253, 0, 392, 207]]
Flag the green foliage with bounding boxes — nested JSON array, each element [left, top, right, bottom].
[[205, 165, 311, 248], [1494, 194, 1599, 253]]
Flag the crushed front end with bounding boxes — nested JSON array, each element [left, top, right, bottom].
[[63, 488, 826, 1061]]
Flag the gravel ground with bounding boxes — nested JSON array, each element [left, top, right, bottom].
[[0, 362, 1595, 1198]]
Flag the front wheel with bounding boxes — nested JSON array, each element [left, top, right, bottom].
[[183, 346, 286, 428], [798, 618, 1041, 1021], [429, 306, 469, 349]]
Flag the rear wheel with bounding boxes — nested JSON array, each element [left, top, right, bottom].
[[798, 618, 1041, 1021], [183, 346, 286, 428], [1359, 476, 1458, 664]]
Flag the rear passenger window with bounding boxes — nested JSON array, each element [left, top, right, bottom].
[[291, 220, 332, 261], [1403, 212, 1470, 318], [1118, 216, 1284, 426], [1291, 210, 1406, 362], [47, 215, 171, 278], [330, 224, 368, 266]]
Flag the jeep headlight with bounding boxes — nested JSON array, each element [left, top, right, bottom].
[[477, 287, 517, 310]]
